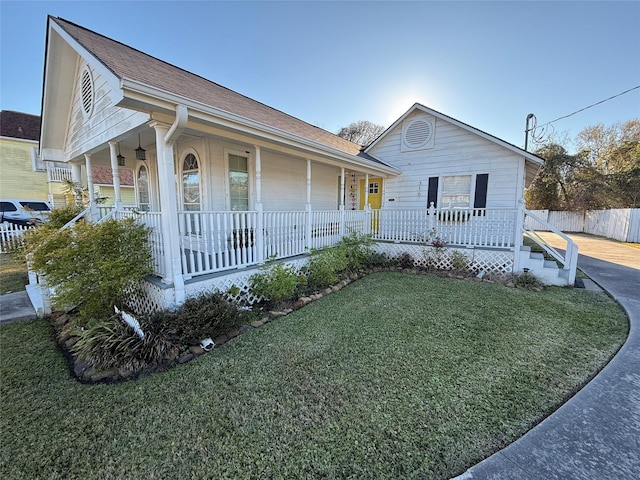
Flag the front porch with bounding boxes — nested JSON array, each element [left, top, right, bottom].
[[114, 205, 519, 281], [97, 204, 570, 313]]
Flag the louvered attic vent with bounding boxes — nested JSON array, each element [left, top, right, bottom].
[[80, 67, 94, 117], [402, 117, 434, 151]]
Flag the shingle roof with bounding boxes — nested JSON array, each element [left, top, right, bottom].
[[53, 17, 364, 157], [0, 111, 41, 141]]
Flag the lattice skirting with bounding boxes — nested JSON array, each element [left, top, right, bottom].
[[128, 245, 514, 313], [372, 243, 514, 275], [125, 280, 177, 315], [184, 257, 312, 307]]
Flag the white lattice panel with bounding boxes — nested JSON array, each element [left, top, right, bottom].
[[125, 280, 176, 314], [184, 257, 311, 306], [373, 243, 513, 274]]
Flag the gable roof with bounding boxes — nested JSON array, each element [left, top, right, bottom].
[[365, 103, 545, 167], [0, 111, 41, 141], [51, 17, 365, 158]]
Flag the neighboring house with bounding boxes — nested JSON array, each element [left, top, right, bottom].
[[0, 110, 68, 206], [33, 16, 577, 315], [1, 111, 74, 209], [92, 166, 136, 209]]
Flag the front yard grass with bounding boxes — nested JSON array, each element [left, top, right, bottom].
[[0, 254, 28, 294], [0, 272, 628, 479]]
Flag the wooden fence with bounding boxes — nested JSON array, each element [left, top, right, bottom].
[[525, 208, 640, 243]]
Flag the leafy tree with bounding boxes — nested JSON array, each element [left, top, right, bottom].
[[336, 120, 385, 146], [525, 143, 588, 210], [526, 119, 640, 210]]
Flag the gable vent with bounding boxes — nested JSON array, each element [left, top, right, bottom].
[[402, 117, 434, 151], [80, 67, 94, 117]]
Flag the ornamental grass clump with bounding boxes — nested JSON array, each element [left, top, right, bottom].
[[72, 310, 178, 374]]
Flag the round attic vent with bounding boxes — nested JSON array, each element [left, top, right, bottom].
[[403, 119, 433, 149], [80, 67, 94, 117]]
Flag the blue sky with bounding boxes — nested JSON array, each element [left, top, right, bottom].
[[1, 1, 638, 151]]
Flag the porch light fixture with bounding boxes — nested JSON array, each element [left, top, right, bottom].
[[117, 142, 126, 166], [135, 133, 146, 160]]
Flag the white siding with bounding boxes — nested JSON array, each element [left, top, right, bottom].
[[65, 61, 148, 160], [175, 137, 341, 211], [369, 110, 523, 209]]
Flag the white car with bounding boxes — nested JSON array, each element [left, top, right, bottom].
[[0, 199, 52, 226]]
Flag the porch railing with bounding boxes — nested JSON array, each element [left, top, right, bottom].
[[173, 207, 518, 279], [47, 166, 72, 183], [177, 210, 371, 278], [371, 208, 517, 248], [114, 210, 166, 277], [522, 208, 578, 285]]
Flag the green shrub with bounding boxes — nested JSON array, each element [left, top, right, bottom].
[[362, 250, 390, 268], [514, 271, 545, 290], [47, 204, 86, 229], [172, 292, 254, 345], [250, 261, 305, 306], [451, 250, 469, 272], [26, 217, 153, 320], [334, 231, 375, 271], [306, 247, 348, 289], [73, 310, 178, 374]]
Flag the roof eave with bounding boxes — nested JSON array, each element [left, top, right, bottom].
[[120, 78, 401, 176]]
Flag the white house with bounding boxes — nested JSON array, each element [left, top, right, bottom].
[[33, 16, 577, 314]]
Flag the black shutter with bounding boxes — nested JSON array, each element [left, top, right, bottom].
[[473, 174, 489, 209], [427, 177, 438, 208]]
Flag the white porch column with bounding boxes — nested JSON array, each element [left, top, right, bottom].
[[364, 173, 369, 209], [339, 167, 345, 210], [71, 163, 82, 206], [84, 154, 99, 221], [108, 141, 123, 210], [109, 140, 122, 210], [254, 145, 264, 264], [150, 121, 185, 302], [339, 167, 346, 236], [305, 159, 313, 250]]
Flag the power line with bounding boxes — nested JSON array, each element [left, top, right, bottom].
[[538, 85, 640, 129]]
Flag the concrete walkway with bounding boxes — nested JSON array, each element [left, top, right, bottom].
[[0, 290, 36, 325], [456, 233, 640, 479]]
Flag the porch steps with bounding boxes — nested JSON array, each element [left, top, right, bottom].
[[519, 246, 571, 286]]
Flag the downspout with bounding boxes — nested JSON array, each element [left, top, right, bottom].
[[165, 104, 188, 144], [156, 104, 188, 305]]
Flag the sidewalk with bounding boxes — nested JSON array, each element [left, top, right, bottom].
[[0, 290, 37, 325], [455, 233, 640, 479]]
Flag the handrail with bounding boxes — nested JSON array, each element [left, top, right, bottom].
[[522, 207, 578, 284]]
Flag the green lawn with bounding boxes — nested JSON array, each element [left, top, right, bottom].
[[0, 272, 628, 479], [0, 254, 28, 294]]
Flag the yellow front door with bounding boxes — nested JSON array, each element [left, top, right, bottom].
[[359, 178, 382, 210]]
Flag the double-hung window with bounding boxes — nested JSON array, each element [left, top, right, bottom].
[[228, 153, 249, 211], [426, 173, 489, 210]]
